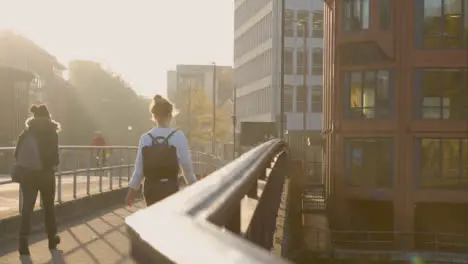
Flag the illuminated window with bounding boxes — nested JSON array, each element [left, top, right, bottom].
[[344, 70, 393, 119]]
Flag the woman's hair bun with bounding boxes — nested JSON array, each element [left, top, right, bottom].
[[153, 95, 163, 100], [30, 105, 39, 113]]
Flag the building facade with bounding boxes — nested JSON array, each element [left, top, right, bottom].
[[324, 0, 468, 251], [234, 0, 324, 132], [166, 64, 233, 106]]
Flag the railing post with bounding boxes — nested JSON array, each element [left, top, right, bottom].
[[127, 149, 131, 181], [57, 150, 62, 203], [73, 170, 77, 199], [119, 149, 123, 188], [248, 170, 262, 199], [226, 202, 241, 234]]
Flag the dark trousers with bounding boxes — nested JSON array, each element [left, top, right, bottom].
[[143, 178, 178, 206], [19, 171, 57, 239]]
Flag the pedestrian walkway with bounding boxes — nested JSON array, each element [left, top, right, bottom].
[[0, 202, 142, 264], [0, 182, 265, 264]]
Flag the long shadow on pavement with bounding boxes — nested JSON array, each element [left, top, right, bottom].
[[0, 202, 145, 264]]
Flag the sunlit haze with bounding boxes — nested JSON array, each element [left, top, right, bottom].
[[0, 0, 234, 97]]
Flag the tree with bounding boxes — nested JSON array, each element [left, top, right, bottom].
[[68, 60, 151, 145], [173, 86, 232, 148]]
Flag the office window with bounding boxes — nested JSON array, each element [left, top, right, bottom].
[[380, 0, 391, 30], [416, 68, 468, 119], [312, 85, 323, 113], [296, 49, 306, 75], [416, 138, 468, 188], [312, 11, 324, 38], [283, 85, 293, 112], [297, 10, 309, 37], [421, 0, 468, 49], [345, 138, 393, 187], [284, 48, 294, 74], [296, 85, 307, 112], [343, 0, 371, 31], [285, 9, 294, 37], [312, 48, 323, 75], [345, 70, 392, 119]]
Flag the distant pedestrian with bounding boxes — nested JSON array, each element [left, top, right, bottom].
[[13, 104, 61, 255], [92, 131, 107, 167], [125, 95, 197, 206]]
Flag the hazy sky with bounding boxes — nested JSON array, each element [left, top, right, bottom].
[[0, 0, 233, 97]]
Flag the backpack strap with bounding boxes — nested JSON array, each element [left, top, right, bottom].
[[164, 129, 179, 144], [147, 133, 166, 145], [147, 129, 179, 145]]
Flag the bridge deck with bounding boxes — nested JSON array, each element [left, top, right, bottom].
[[0, 186, 265, 263]]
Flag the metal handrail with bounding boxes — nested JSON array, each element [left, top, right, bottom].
[[125, 139, 291, 264], [0, 145, 224, 218]]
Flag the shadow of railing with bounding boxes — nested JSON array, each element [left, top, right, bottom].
[[126, 139, 292, 264]]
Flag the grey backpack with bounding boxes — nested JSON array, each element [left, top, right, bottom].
[[11, 131, 43, 183]]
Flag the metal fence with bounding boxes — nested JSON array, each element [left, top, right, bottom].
[[126, 139, 292, 263], [0, 146, 225, 218]]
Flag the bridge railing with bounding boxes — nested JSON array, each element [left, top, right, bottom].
[[126, 139, 292, 264], [0, 146, 224, 217]]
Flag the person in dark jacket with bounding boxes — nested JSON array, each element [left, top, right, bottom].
[[15, 104, 61, 255]]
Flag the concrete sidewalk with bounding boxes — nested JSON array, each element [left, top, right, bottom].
[[0, 202, 143, 264], [0, 189, 264, 264]]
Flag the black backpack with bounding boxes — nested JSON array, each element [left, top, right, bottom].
[[142, 130, 180, 181]]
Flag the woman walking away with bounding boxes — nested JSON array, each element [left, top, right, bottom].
[[126, 95, 197, 207], [15, 105, 61, 255]]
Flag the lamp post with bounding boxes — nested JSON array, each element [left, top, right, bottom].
[[301, 21, 308, 177], [212, 62, 217, 155], [279, 0, 285, 139], [187, 79, 192, 143], [232, 81, 237, 159]]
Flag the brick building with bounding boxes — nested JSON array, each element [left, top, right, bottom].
[[323, 0, 468, 251]]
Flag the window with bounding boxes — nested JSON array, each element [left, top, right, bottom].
[[345, 138, 393, 187], [312, 11, 324, 38], [284, 48, 294, 74], [311, 85, 323, 113], [380, 0, 391, 30], [345, 70, 392, 119], [416, 68, 468, 119], [283, 85, 293, 112], [343, 0, 371, 31], [296, 49, 306, 75], [297, 10, 309, 37], [416, 138, 468, 188], [285, 9, 294, 37], [296, 85, 307, 112], [420, 0, 468, 49], [312, 48, 323, 75]]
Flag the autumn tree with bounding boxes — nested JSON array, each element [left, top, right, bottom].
[[173, 86, 232, 148]]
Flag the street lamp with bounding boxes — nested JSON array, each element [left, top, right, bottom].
[[279, 0, 285, 139], [212, 62, 217, 155], [286, 17, 309, 177]]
